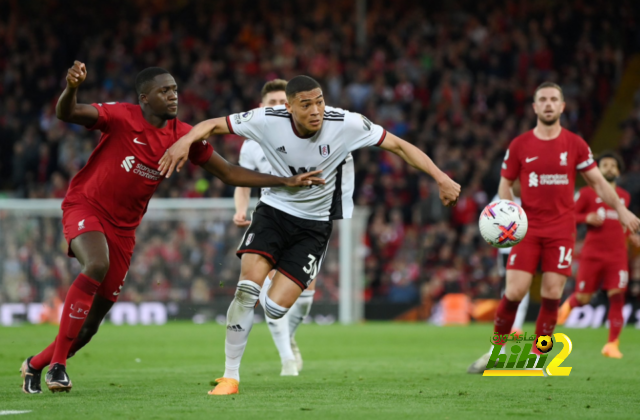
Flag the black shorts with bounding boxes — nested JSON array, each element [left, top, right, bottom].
[[236, 203, 333, 289]]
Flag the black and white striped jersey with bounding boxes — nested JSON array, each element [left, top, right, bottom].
[[226, 105, 387, 221]]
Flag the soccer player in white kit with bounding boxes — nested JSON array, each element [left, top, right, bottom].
[[159, 75, 461, 395], [233, 79, 315, 376]]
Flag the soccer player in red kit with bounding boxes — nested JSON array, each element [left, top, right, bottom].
[[20, 62, 324, 394], [557, 152, 640, 358], [467, 82, 640, 373]]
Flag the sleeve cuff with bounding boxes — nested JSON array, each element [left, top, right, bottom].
[[84, 104, 104, 130], [226, 115, 235, 134], [576, 159, 596, 171], [375, 130, 387, 147]]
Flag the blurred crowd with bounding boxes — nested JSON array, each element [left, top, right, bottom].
[[2, 0, 640, 304]]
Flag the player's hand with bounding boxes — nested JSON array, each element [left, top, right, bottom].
[[66, 61, 87, 88], [629, 234, 640, 248], [233, 212, 251, 227], [158, 138, 191, 178], [586, 212, 604, 227], [437, 175, 461, 207], [619, 208, 640, 234], [284, 170, 325, 188]]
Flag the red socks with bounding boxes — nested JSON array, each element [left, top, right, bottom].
[[536, 297, 560, 337], [30, 339, 57, 370], [607, 293, 625, 343], [494, 296, 521, 343], [50, 274, 100, 367], [567, 293, 581, 309]]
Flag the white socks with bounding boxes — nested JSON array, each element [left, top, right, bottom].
[[512, 292, 530, 331], [259, 277, 315, 363], [223, 280, 260, 381], [289, 289, 315, 337]]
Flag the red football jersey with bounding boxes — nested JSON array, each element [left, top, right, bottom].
[[575, 186, 630, 264], [62, 102, 213, 229], [501, 128, 596, 237]]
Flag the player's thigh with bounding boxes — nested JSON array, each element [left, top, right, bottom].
[[575, 258, 604, 294], [277, 220, 332, 291], [236, 204, 286, 272], [268, 271, 305, 308], [540, 271, 567, 299], [505, 269, 534, 301], [96, 231, 135, 302], [602, 262, 629, 292], [541, 236, 574, 277], [239, 253, 275, 285], [63, 207, 110, 273]]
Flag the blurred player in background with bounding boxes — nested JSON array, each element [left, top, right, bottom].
[[468, 82, 640, 373], [492, 181, 529, 336], [558, 151, 640, 358], [159, 75, 461, 395], [20, 62, 322, 394], [233, 79, 316, 376]]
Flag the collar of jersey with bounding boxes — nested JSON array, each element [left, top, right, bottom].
[[289, 116, 319, 139]]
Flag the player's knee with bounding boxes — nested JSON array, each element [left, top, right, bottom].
[[576, 293, 592, 305], [264, 294, 289, 320], [234, 280, 261, 308], [83, 258, 110, 281]]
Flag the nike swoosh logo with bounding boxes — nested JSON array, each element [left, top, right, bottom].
[[525, 157, 539, 163], [133, 138, 147, 145], [69, 315, 85, 319]]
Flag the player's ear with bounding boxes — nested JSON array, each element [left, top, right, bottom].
[[139, 93, 147, 105], [285, 100, 292, 113]]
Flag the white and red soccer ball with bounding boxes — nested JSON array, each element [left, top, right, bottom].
[[479, 200, 528, 248]]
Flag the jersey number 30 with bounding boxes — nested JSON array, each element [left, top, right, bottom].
[[303, 254, 318, 280]]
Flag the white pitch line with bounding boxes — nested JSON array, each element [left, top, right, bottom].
[[0, 411, 32, 416]]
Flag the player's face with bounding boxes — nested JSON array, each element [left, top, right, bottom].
[[533, 87, 565, 126], [260, 91, 287, 108], [141, 74, 179, 120], [599, 157, 620, 182], [285, 88, 325, 134]]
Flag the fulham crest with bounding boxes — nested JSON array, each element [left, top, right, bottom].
[[319, 144, 331, 158], [245, 233, 255, 246]]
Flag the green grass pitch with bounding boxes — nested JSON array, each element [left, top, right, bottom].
[[1, 322, 639, 419]]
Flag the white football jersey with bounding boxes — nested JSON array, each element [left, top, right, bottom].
[[239, 139, 272, 196], [227, 105, 387, 220]]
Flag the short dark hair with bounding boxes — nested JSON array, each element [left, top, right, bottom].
[[285, 75, 321, 100], [534, 82, 564, 101], [596, 150, 625, 172], [261, 79, 288, 100], [135, 67, 170, 95]]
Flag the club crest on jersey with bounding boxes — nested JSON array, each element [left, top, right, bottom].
[[319, 144, 331, 158], [560, 152, 568, 166], [245, 233, 255, 246]]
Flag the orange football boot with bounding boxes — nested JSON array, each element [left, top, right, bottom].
[[557, 300, 572, 325], [601, 340, 623, 359], [208, 378, 239, 395]]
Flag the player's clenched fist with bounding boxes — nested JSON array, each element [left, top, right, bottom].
[[66, 61, 87, 88], [437, 175, 461, 207]]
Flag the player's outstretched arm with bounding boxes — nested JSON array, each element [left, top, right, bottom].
[[378, 133, 460, 207], [497, 177, 515, 201], [581, 167, 640, 232], [158, 117, 230, 177], [201, 152, 326, 188], [55, 61, 99, 127], [233, 187, 252, 227]]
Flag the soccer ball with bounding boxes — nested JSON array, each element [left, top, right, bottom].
[[536, 335, 554, 353], [478, 200, 528, 248]]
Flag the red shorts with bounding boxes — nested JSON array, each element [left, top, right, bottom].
[[507, 234, 575, 276], [575, 258, 629, 293], [62, 205, 136, 302]]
